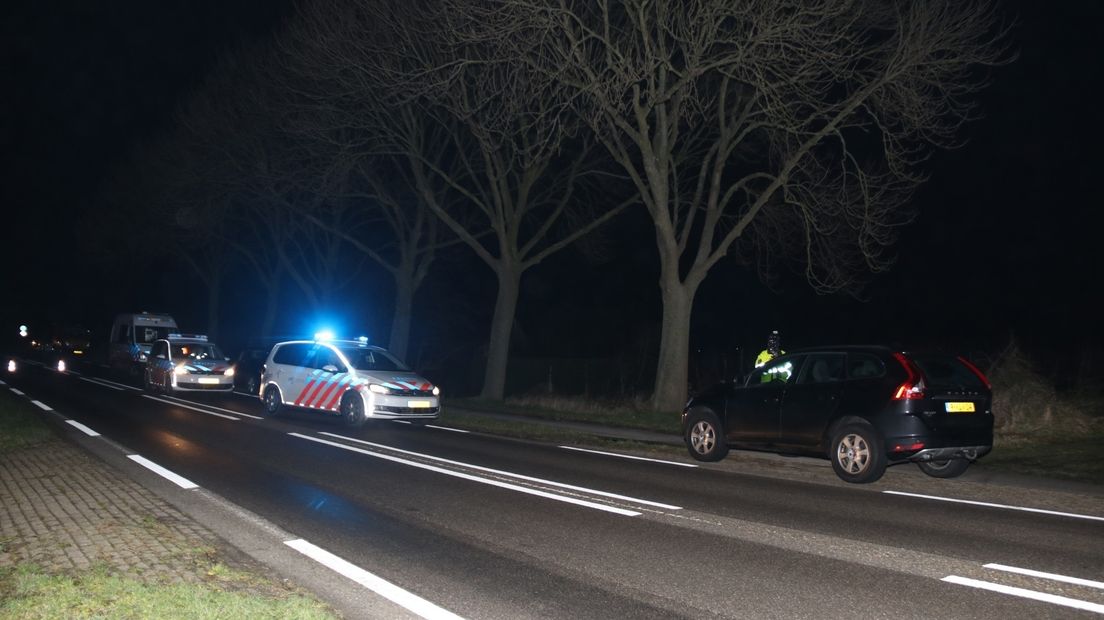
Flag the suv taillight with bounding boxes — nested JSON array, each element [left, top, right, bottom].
[[957, 355, 992, 390], [892, 352, 926, 400]]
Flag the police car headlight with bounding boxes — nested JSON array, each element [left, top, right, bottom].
[[368, 383, 392, 395], [224, 366, 235, 377], [174, 365, 189, 375], [57, 360, 66, 372], [432, 386, 440, 396], [139, 353, 148, 361], [6, 360, 15, 373]]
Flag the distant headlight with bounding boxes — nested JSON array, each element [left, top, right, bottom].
[[174, 364, 189, 375], [224, 366, 235, 377], [368, 383, 391, 395], [6, 360, 15, 373], [57, 360, 66, 372], [139, 353, 148, 361], [432, 386, 440, 396]]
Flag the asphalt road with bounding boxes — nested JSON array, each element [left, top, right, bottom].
[[5, 357, 1104, 619]]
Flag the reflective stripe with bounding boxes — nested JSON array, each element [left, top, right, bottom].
[[295, 369, 324, 405], [302, 373, 334, 408], [320, 377, 353, 410], [311, 374, 347, 409]]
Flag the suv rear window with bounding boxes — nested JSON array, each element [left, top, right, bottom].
[[909, 354, 985, 389], [273, 343, 313, 366]]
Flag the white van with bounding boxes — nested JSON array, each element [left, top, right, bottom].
[[108, 312, 178, 375]]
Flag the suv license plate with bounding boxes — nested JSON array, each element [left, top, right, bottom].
[[945, 402, 975, 413], [408, 400, 431, 408]]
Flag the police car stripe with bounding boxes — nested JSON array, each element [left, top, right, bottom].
[[295, 370, 324, 405], [322, 378, 354, 410], [312, 374, 348, 409], [303, 373, 337, 408]]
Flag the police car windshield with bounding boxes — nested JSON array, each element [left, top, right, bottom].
[[338, 347, 407, 372], [171, 343, 225, 362]]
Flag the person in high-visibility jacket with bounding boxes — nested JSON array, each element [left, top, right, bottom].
[[754, 330, 784, 367]]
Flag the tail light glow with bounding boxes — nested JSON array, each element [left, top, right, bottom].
[[892, 352, 926, 400], [957, 355, 992, 390]]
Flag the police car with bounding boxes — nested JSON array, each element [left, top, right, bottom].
[[144, 334, 235, 393], [259, 336, 440, 426]]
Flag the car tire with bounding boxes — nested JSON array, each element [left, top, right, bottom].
[[340, 392, 366, 427], [830, 422, 886, 483], [917, 458, 970, 479], [246, 376, 258, 395], [685, 410, 729, 462], [262, 385, 283, 418]]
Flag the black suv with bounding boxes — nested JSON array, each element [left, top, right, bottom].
[[681, 346, 993, 483]]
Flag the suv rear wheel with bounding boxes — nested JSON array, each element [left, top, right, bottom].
[[262, 385, 283, 418], [685, 410, 729, 462], [917, 458, 970, 479], [830, 422, 886, 483]]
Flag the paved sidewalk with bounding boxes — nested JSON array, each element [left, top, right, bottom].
[[1, 437, 250, 583]]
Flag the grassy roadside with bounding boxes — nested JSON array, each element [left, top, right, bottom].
[[0, 392, 338, 620]]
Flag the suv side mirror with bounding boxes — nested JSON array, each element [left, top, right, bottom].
[[157, 354, 167, 360], [322, 364, 339, 373]]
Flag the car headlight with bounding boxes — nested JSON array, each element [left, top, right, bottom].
[[57, 360, 66, 372], [432, 386, 440, 396], [139, 353, 148, 361], [6, 360, 15, 373], [224, 366, 235, 377], [174, 364, 189, 375], [368, 383, 392, 395]]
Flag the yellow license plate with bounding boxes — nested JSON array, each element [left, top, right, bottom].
[[945, 402, 975, 413], [197, 377, 220, 385], [408, 400, 431, 408]]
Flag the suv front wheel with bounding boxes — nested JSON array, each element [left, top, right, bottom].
[[340, 392, 367, 427], [262, 385, 283, 418], [685, 410, 729, 462], [830, 422, 886, 483]]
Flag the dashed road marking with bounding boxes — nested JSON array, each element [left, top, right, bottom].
[[127, 455, 198, 489], [30, 400, 52, 411], [79, 376, 125, 391], [66, 420, 100, 437], [884, 490, 1104, 522], [10, 388, 25, 396], [942, 575, 1104, 614], [142, 395, 239, 421], [560, 445, 697, 468], [160, 395, 263, 420], [984, 563, 1104, 590]]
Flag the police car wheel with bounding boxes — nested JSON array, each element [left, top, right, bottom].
[[340, 393, 366, 427], [142, 370, 152, 392], [262, 386, 282, 418]]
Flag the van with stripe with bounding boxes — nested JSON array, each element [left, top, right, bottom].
[[259, 339, 440, 426]]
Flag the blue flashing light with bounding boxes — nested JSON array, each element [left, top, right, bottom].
[[314, 329, 336, 342], [357, 336, 369, 344]]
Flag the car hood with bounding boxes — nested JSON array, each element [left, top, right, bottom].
[[356, 370, 435, 392], [177, 359, 231, 374]]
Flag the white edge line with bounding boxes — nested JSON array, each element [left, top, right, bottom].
[[320, 431, 681, 510], [161, 395, 264, 420], [883, 490, 1104, 523], [425, 424, 469, 434], [65, 419, 100, 437], [285, 539, 465, 620], [10, 388, 25, 396], [942, 575, 1104, 614], [984, 563, 1104, 590], [67, 370, 82, 376], [86, 376, 142, 391], [30, 400, 52, 411], [292, 433, 640, 516], [559, 445, 697, 468], [127, 454, 198, 489], [142, 395, 239, 421], [0, 379, 6, 385], [79, 376, 125, 391]]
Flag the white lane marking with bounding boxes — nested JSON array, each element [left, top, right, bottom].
[[884, 491, 1104, 523], [293, 433, 641, 517], [559, 445, 697, 468], [320, 431, 682, 511], [142, 395, 240, 421], [79, 376, 125, 391], [426, 424, 468, 434], [942, 575, 1104, 614], [160, 395, 264, 420], [285, 539, 465, 620], [984, 564, 1104, 590], [10, 388, 25, 396], [30, 400, 52, 411], [66, 420, 100, 437], [86, 376, 141, 391], [66, 369, 82, 376], [127, 455, 198, 489], [0, 378, 6, 385]]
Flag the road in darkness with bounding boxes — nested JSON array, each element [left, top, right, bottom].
[[5, 359, 1103, 619]]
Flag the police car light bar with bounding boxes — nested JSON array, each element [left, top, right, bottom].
[[314, 330, 336, 342], [168, 333, 208, 341]]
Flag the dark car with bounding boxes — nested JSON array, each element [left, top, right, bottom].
[[233, 341, 277, 394], [681, 346, 993, 483]]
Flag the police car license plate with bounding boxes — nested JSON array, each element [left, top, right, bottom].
[[408, 400, 431, 408], [945, 402, 975, 413], [198, 378, 220, 385]]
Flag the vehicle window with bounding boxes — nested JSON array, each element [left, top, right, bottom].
[[134, 326, 171, 345], [797, 354, 844, 385], [272, 343, 311, 366], [847, 354, 885, 379], [314, 347, 346, 372], [339, 347, 408, 372], [170, 343, 225, 362], [909, 354, 985, 389], [151, 341, 167, 358], [748, 356, 798, 386]]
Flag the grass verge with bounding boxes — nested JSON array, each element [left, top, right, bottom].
[[0, 564, 334, 619], [450, 395, 679, 434], [981, 433, 1104, 484], [0, 392, 54, 454]]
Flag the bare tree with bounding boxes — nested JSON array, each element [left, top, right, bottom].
[[291, 0, 632, 399], [470, 0, 1010, 410]]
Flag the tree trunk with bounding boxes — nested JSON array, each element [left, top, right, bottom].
[[651, 269, 696, 413], [388, 274, 415, 361], [480, 266, 521, 400]]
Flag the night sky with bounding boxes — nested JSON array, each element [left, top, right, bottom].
[[2, 0, 1102, 389]]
